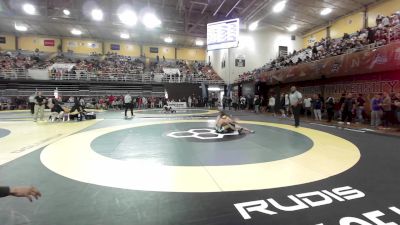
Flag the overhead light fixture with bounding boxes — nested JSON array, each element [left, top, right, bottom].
[[273, 0, 286, 13], [287, 24, 298, 32], [164, 37, 173, 43], [63, 9, 70, 16], [320, 8, 332, 16], [142, 12, 161, 29], [71, 28, 82, 35], [118, 9, 137, 26], [120, 33, 130, 39], [249, 21, 259, 31], [14, 23, 28, 31], [91, 8, 103, 21], [22, 3, 36, 15], [195, 40, 204, 46]]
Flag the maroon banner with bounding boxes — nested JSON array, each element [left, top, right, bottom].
[[260, 42, 400, 84], [44, 39, 55, 47]]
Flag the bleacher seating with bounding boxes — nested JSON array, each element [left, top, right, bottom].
[[235, 12, 400, 83]]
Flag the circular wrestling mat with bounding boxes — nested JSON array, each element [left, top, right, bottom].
[[40, 120, 360, 192], [132, 108, 218, 117]]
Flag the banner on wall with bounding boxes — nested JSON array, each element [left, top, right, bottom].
[[0, 37, 5, 44], [44, 40, 55, 46], [260, 42, 400, 85], [150, 47, 158, 53], [48, 63, 76, 71], [111, 44, 120, 51]]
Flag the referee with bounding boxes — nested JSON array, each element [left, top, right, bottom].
[[289, 86, 303, 128]]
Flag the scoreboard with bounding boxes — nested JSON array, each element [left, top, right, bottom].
[[207, 18, 239, 51]]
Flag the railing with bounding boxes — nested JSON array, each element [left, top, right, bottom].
[[0, 69, 225, 85], [0, 68, 29, 80]]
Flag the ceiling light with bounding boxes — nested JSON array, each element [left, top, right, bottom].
[[71, 28, 82, 35], [164, 37, 173, 43], [273, 1, 286, 13], [195, 40, 204, 46], [320, 8, 332, 16], [120, 33, 130, 39], [142, 13, 161, 29], [287, 24, 298, 32], [22, 3, 36, 15], [208, 87, 221, 91], [118, 9, 137, 26], [249, 21, 259, 31], [14, 23, 28, 31], [91, 9, 103, 21], [63, 9, 70, 16]]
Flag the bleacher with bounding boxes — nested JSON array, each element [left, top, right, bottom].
[[235, 12, 400, 84]]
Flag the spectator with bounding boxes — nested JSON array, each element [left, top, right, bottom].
[[312, 94, 322, 121], [340, 93, 355, 125], [381, 92, 392, 128], [303, 96, 312, 119], [371, 93, 383, 127], [326, 96, 335, 122], [356, 94, 366, 123], [268, 95, 276, 116]]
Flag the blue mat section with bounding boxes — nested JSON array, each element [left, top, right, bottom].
[[0, 128, 11, 138]]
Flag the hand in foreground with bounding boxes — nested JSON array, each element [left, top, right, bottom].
[[10, 186, 42, 202]]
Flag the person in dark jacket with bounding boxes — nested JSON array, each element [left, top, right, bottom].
[[0, 186, 41, 201], [69, 98, 85, 121]]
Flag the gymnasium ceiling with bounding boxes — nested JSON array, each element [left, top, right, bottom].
[[0, 0, 383, 47]]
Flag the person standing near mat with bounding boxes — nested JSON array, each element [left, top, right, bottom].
[[28, 91, 37, 115], [34, 91, 47, 122], [124, 92, 134, 118], [289, 86, 303, 127], [0, 186, 41, 202]]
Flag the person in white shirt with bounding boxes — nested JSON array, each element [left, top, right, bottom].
[[268, 95, 276, 116], [124, 93, 134, 118], [188, 96, 192, 108], [303, 97, 312, 119], [142, 96, 148, 109], [289, 86, 303, 127], [284, 93, 290, 116]]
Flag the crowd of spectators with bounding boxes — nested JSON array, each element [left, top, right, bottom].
[[261, 91, 400, 130], [49, 52, 145, 81], [236, 12, 400, 83], [0, 49, 51, 71]]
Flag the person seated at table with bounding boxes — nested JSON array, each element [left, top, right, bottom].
[[215, 111, 254, 134]]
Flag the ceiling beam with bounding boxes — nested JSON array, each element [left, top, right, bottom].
[[244, 0, 272, 23], [226, 0, 242, 17], [239, 0, 258, 16], [213, 0, 227, 16], [188, 13, 208, 33]]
